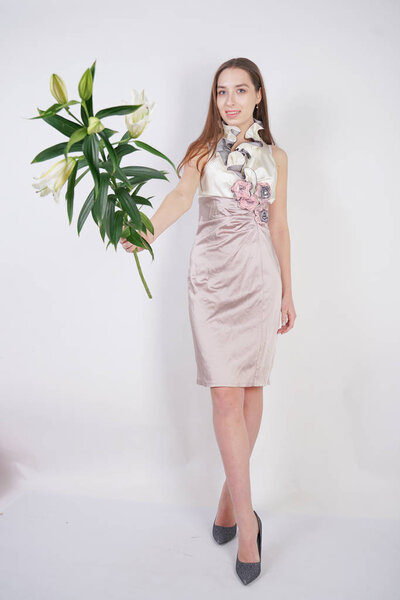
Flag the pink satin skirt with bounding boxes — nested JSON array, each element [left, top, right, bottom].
[[187, 195, 282, 388]]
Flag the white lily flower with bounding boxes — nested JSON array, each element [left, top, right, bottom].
[[32, 156, 76, 203], [124, 88, 155, 138]]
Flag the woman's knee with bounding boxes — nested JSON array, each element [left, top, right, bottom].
[[211, 387, 244, 417]]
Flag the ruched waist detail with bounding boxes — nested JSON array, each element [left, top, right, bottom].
[[197, 194, 270, 232]]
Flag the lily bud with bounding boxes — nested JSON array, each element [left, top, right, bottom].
[[87, 116, 104, 135], [78, 68, 93, 101], [124, 88, 155, 138], [50, 74, 68, 104]]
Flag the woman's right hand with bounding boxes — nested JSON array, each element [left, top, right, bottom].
[[119, 237, 144, 253]]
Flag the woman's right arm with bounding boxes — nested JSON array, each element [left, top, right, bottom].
[[120, 152, 207, 253]]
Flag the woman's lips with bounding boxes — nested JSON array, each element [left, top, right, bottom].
[[226, 111, 240, 117]]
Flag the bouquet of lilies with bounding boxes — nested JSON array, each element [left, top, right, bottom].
[[30, 59, 176, 298]]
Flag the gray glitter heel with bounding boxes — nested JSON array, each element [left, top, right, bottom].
[[235, 510, 262, 585], [212, 517, 237, 544]]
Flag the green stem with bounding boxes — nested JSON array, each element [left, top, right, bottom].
[[81, 101, 90, 120], [97, 145, 117, 193], [98, 146, 151, 298], [133, 249, 152, 299], [65, 108, 83, 125]]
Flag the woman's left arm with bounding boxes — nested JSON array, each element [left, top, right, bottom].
[[268, 146, 297, 334]]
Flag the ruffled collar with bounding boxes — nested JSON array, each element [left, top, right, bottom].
[[221, 118, 264, 145], [217, 118, 264, 166]]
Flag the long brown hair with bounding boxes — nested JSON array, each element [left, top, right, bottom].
[[177, 57, 276, 180]]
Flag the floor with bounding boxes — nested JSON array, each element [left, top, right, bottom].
[[0, 491, 399, 599]]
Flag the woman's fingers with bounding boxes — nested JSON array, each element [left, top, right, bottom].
[[278, 310, 296, 334], [119, 237, 145, 253], [119, 238, 135, 252], [277, 313, 286, 333]]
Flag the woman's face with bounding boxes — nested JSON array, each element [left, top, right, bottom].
[[216, 67, 261, 131]]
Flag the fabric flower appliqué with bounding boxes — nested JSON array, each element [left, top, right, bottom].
[[216, 119, 272, 227], [231, 179, 271, 226]]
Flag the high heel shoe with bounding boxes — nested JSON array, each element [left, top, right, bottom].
[[212, 516, 237, 544], [235, 510, 262, 585]]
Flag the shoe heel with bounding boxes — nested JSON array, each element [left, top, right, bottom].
[[235, 510, 262, 585], [255, 510, 262, 560]]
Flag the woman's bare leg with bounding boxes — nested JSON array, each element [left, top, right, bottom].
[[211, 386, 262, 562], [214, 386, 263, 526]]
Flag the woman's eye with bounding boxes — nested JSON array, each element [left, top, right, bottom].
[[218, 89, 246, 95]]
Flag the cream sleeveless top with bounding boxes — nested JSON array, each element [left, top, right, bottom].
[[198, 118, 277, 204]]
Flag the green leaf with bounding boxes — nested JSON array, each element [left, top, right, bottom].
[[65, 126, 87, 156], [104, 195, 116, 240], [102, 162, 132, 188], [112, 210, 124, 247], [77, 188, 95, 235], [91, 202, 99, 225], [119, 131, 132, 143], [66, 160, 78, 224], [82, 134, 100, 199], [130, 180, 147, 197], [131, 196, 153, 208], [98, 130, 118, 174], [138, 210, 154, 235], [119, 165, 169, 183], [28, 100, 80, 120], [99, 217, 106, 242], [114, 144, 138, 161], [81, 101, 89, 126], [31, 140, 84, 163], [115, 187, 141, 227], [94, 172, 110, 221], [75, 167, 90, 185], [95, 104, 143, 119], [90, 59, 96, 80], [37, 112, 82, 137], [86, 96, 93, 118], [133, 140, 178, 175], [102, 127, 119, 138]]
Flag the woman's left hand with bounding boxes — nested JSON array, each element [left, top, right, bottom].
[[278, 294, 296, 334]]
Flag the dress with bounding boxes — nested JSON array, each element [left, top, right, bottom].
[[187, 118, 282, 388]]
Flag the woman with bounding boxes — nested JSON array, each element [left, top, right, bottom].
[[120, 57, 296, 585]]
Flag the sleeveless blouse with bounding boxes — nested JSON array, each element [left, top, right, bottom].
[[198, 119, 277, 226]]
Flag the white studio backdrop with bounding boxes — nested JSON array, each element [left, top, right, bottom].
[[1, 0, 399, 520]]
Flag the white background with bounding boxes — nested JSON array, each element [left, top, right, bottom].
[[1, 0, 399, 523]]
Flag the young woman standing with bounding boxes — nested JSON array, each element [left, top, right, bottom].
[[120, 57, 296, 585]]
